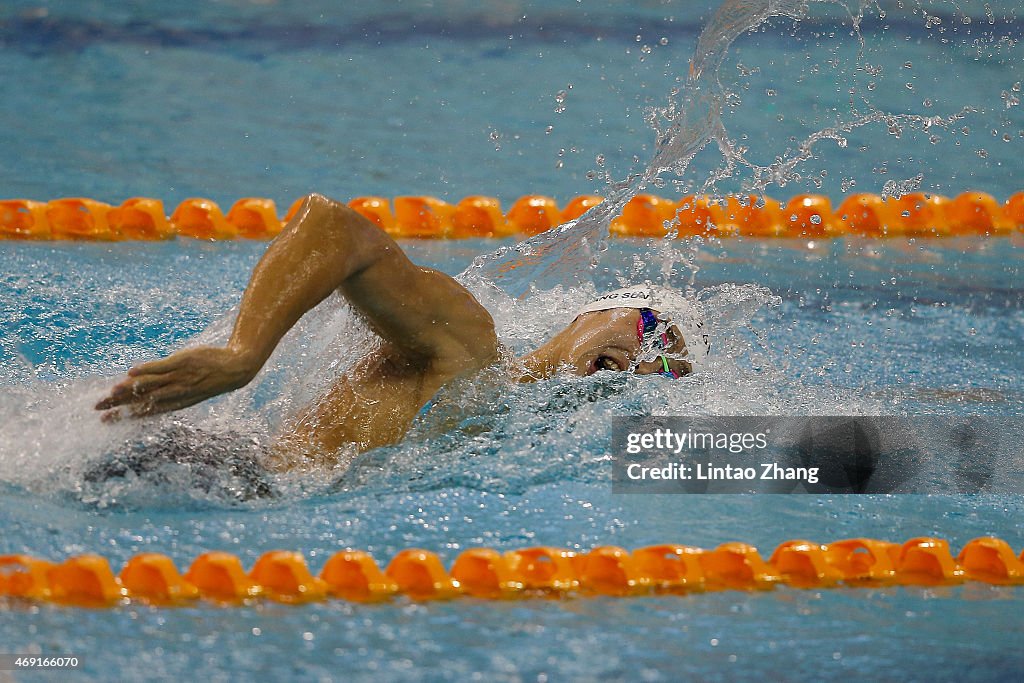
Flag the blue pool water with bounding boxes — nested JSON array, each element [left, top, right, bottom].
[[2, 1, 1024, 681]]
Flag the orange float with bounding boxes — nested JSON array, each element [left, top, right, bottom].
[[450, 548, 522, 598], [504, 547, 578, 592], [782, 194, 836, 238], [945, 191, 1009, 234], [561, 194, 603, 221], [108, 198, 173, 240], [451, 195, 510, 238], [887, 193, 951, 236], [698, 542, 778, 590], [184, 551, 260, 601], [119, 553, 199, 603], [1004, 192, 1024, 230], [385, 549, 459, 599], [393, 196, 455, 238], [47, 555, 125, 606], [250, 550, 327, 603], [823, 538, 900, 583], [610, 194, 679, 237], [0, 555, 53, 599], [506, 195, 562, 235], [573, 545, 647, 596], [171, 198, 237, 240], [769, 540, 844, 587], [0, 199, 50, 239], [227, 197, 282, 239], [675, 195, 720, 237], [631, 544, 705, 591], [347, 196, 396, 234], [836, 193, 892, 237], [956, 537, 1024, 585], [894, 537, 964, 585], [320, 550, 398, 602], [46, 198, 114, 240], [711, 194, 783, 236]]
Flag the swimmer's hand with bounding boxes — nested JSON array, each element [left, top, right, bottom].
[[95, 346, 257, 419]]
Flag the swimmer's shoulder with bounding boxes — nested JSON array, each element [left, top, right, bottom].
[[410, 269, 500, 374]]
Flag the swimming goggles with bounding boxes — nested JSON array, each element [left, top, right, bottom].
[[636, 308, 683, 379]]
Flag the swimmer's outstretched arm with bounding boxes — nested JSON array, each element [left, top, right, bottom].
[[97, 193, 498, 418]]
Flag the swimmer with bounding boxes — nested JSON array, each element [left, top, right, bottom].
[[96, 194, 709, 468]]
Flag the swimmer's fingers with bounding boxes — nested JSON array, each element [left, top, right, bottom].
[[111, 366, 243, 416], [95, 374, 174, 410], [97, 347, 257, 417], [121, 384, 213, 417]]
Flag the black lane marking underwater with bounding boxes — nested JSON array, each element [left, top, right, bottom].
[[0, 10, 1019, 57]]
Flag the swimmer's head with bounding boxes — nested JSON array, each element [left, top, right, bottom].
[[520, 285, 710, 380]]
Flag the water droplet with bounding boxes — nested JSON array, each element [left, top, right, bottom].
[[976, 148, 989, 158], [810, 215, 822, 225], [659, 37, 669, 46], [595, 154, 605, 166], [554, 90, 567, 114], [903, 61, 913, 69], [923, 98, 933, 108]]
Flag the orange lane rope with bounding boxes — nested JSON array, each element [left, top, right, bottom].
[[1, 537, 1021, 607], [1, 192, 1023, 241]]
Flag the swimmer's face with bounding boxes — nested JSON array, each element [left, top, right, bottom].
[[558, 308, 692, 377]]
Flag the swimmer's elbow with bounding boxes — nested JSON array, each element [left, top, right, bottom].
[[284, 192, 395, 272], [288, 193, 376, 240], [462, 312, 501, 369]]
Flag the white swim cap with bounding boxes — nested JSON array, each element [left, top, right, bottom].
[[577, 285, 711, 366]]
